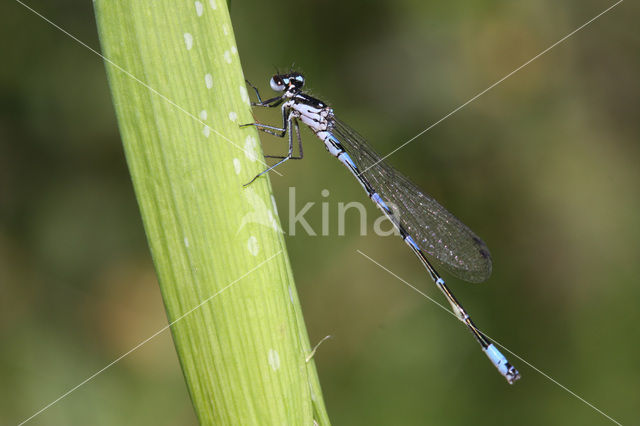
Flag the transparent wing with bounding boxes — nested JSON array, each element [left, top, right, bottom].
[[331, 118, 492, 283]]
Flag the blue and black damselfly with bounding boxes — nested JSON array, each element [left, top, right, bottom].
[[241, 72, 520, 384]]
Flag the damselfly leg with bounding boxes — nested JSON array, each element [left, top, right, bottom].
[[264, 119, 303, 161], [245, 79, 283, 107], [241, 109, 304, 187]]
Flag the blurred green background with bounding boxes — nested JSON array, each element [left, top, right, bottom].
[[2, 0, 638, 425]]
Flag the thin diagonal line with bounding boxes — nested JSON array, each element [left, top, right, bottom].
[[18, 250, 283, 426], [357, 250, 623, 426], [361, 0, 623, 175], [14, 0, 281, 176]]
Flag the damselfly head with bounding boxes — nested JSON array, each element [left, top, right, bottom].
[[270, 72, 305, 92]]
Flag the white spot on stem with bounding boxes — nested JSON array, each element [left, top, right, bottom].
[[183, 33, 193, 50], [309, 381, 316, 401], [268, 211, 279, 231], [195, 1, 204, 16], [205, 73, 213, 89], [233, 158, 241, 175], [228, 111, 238, 122], [247, 236, 259, 256], [271, 195, 279, 218], [240, 85, 250, 105], [209, 0, 217, 9], [268, 349, 281, 371], [244, 135, 257, 161], [199, 110, 207, 120], [224, 50, 232, 64]]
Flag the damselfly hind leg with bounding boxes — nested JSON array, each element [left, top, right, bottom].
[[265, 120, 303, 160]]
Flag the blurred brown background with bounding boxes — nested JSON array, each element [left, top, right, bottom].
[[1, 0, 638, 425]]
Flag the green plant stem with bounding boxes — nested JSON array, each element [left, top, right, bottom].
[[93, 1, 329, 424]]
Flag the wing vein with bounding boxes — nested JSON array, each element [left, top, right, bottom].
[[330, 117, 492, 283]]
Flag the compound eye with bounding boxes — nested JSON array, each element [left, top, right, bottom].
[[294, 74, 305, 87], [270, 77, 285, 91]]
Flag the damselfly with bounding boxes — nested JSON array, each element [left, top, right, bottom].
[[241, 72, 520, 384]]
